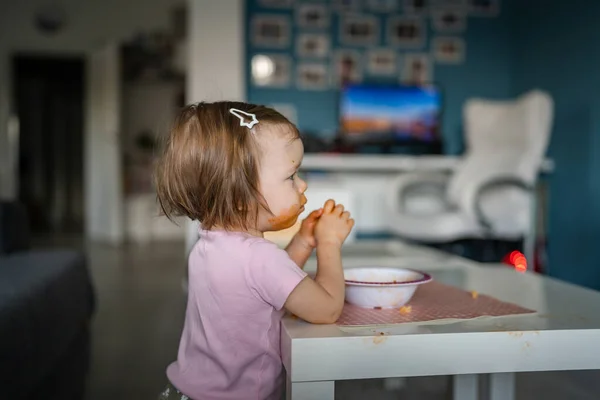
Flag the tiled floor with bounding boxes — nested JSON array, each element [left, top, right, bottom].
[[39, 238, 599, 400]]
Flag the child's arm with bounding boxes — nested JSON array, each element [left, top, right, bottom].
[[285, 209, 322, 269], [284, 201, 354, 324]]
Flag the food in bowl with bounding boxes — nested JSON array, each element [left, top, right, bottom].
[[344, 267, 432, 309]]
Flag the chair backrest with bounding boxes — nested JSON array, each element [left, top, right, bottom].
[[446, 90, 554, 213]]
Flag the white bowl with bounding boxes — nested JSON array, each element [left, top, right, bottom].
[[344, 267, 432, 309]]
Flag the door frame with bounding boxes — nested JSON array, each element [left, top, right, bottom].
[[84, 44, 125, 244]]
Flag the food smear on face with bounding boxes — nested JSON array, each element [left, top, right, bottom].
[[268, 205, 301, 230], [268, 198, 306, 231]]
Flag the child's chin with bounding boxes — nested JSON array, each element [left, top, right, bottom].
[[267, 216, 300, 232], [274, 218, 299, 231]]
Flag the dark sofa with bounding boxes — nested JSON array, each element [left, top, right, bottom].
[[0, 202, 95, 400]]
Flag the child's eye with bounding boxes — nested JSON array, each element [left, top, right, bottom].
[[288, 173, 296, 181]]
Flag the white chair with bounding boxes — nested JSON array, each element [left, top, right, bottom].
[[385, 90, 553, 244]]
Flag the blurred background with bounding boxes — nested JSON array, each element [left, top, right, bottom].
[[1, 0, 600, 399]]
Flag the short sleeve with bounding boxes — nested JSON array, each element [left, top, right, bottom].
[[246, 241, 308, 310]]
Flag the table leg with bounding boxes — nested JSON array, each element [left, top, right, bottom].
[[286, 380, 334, 400], [453, 374, 478, 400], [489, 373, 515, 400]]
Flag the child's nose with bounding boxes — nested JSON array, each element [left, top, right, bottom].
[[298, 177, 308, 193]]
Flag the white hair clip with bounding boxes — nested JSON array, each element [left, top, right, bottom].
[[229, 108, 259, 130]]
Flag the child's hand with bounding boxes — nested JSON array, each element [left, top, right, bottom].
[[296, 208, 324, 248], [314, 199, 354, 248]]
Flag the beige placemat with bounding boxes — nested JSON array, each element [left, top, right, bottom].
[[336, 281, 535, 327]]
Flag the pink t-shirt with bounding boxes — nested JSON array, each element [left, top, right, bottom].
[[167, 229, 307, 400]]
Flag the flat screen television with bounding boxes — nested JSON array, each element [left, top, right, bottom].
[[339, 84, 442, 145]]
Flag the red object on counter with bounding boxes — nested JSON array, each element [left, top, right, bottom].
[[502, 250, 527, 273]]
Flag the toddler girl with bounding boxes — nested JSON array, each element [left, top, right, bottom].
[[155, 102, 354, 400]]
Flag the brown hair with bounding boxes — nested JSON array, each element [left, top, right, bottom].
[[154, 101, 299, 231]]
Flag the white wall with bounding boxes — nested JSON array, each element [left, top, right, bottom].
[[184, 0, 245, 252], [187, 0, 245, 103], [0, 0, 183, 200], [85, 44, 125, 243]]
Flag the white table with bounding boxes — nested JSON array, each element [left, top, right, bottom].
[[283, 242, 600, 400]]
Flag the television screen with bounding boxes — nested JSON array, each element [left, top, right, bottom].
[[340, 84, 441, 143]]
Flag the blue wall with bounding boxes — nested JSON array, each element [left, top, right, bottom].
[[246, 0, 514, 154], [512, 0, 600, 289]]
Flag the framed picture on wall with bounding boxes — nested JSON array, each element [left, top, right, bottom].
[[332, 49, 363, 86], [367, 49, 397, 75], [332, 0, 362, 12], [340, 15, 379, 46], [432, 37, 465, 64], [468, 0, 500, 16], [365, 0, 398, 12], [297, 63, 330, 90], [432, 7, 467, 33], [251, 15, 291, 48], [401, 53, 433, 85], [296, 3, 330, 29], [387, 16, 426, 48], [258, 0, 294, 8], [403, 0, 429, 14], [296, 34, 330, 58], [251, 54, 292, 87]]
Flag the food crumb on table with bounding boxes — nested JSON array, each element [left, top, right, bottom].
[[471, 291, 479, 299], [399, 305, 412, 315], [373, 306, 382, 310]]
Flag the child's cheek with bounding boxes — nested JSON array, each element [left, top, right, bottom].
[[268, 204, 303, 231]]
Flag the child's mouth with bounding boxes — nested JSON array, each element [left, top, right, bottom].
[[299, 196, 307, 213]]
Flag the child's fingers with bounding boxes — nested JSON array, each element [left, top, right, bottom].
[[305, 209, 322, 222], [341, 211, 351, 220], [348, 218, 355, 228], [333, 204, 345, 216], [323, 199, 335, 213]]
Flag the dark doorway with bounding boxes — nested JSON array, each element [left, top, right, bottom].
[[13, 55, 85, 235]]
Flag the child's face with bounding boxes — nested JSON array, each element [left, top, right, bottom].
[[257, 129, 307, 232]]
